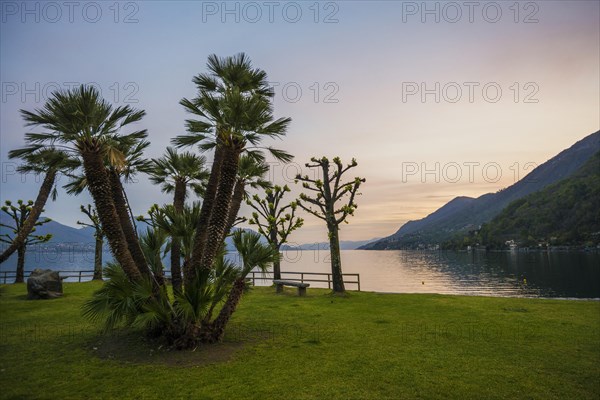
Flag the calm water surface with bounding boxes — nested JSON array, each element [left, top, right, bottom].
[[2, 248, 599, 298], [271, 250, 600, 299]]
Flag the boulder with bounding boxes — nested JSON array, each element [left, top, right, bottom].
[[27, 269, 63, 300]]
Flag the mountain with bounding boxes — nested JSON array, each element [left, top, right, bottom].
[[0, 215, 260, 252], [475, 151, 600, 247], [361, 130, 600, 250], [0, 215, 95, 245], [281, 238, 381, 251]]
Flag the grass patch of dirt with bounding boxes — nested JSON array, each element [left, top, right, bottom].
[[87, 330, 250, 367]]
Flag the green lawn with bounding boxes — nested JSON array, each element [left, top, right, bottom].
[[0, 282, 599, 399]]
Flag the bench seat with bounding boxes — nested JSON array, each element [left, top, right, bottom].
[[273, 279, 310, 296]]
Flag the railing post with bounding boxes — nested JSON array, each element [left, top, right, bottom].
[[79, 271, 82, 283], [328, 273, 331, 289], [301, 273, 304, 283], [357, 274, 360, 291]]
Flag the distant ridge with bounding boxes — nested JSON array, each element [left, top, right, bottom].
[[361, 130, 600, 250], [281, 238, 381, 251], [0, 214, 262, 253], [0, 215, 95, 245], [475, 151, 600, 247]]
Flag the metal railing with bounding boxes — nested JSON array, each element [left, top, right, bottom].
[[1, 270, 97, 284], [246, 270, 361, 291], [2, 269, 361, 291]]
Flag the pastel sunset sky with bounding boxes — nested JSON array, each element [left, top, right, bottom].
[[1, 1, 599, 244]]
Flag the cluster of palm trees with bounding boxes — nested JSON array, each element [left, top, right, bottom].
[[0, 54, 295, 346]]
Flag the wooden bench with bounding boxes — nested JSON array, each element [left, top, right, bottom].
[[273, 280, 310, 296]]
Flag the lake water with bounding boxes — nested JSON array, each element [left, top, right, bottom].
[[2, 248, 599, 299], [276, 250, 600, 299]]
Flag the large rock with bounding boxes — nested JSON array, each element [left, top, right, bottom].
[[27, 269, 63, 300]]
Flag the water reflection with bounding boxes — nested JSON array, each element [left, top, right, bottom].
[[2, 248, 598, 298], [261, 250, 599, 298]]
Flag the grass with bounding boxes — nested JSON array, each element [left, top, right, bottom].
[[0, 282, 599, 400]]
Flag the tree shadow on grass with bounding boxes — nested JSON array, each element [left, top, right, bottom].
[[86, 329, 253, 367]]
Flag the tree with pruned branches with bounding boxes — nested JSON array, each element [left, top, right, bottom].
[[295, 157, 365, 293], [247, 185, 304, 280], [77, 204, 104, 280], [0, 200, 53, 283]]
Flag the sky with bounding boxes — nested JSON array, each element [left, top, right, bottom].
[[1, 0, 599, 245]]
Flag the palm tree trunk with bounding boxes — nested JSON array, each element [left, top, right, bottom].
[[208, 277, 245, 342], [81, 151, 142, 282], [224, 180, 245, 236], [15, 245, 26, 283], [199, 146, 241, 271], [186, 144, 225, 287], [93, 235, 103, 280], [170, 180, 186, 293], [108, 170, 149, 278], [0, 169, 56, 264]]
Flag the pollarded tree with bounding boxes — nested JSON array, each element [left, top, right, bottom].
[[0, 200, 52, 283], [295, 157, 365, 293], [247, 185, 304, 280], [77, 205, 104, 280]]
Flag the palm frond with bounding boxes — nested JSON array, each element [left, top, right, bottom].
[[81, 263, 140, 332]]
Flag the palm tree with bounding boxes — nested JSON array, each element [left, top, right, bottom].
[[224, 154, 271, 235], [151, 202, 203, 289], [173, 53, 292, 287], [147, 147, 209, 292], [82, 248, 238, 348], [18, 85, 149, 283], [77, 204, 104, 280], [208, 230, 279, 342], [148, 147, 209, 202], [139, 227, 168, 287], [64, 133, 151, 276], [0, 148, 74, 264], [81, 56, 295, 347], [108, 136, 152, 277]]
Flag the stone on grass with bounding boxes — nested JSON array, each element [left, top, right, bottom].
[[27, 269, 63, 300]]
